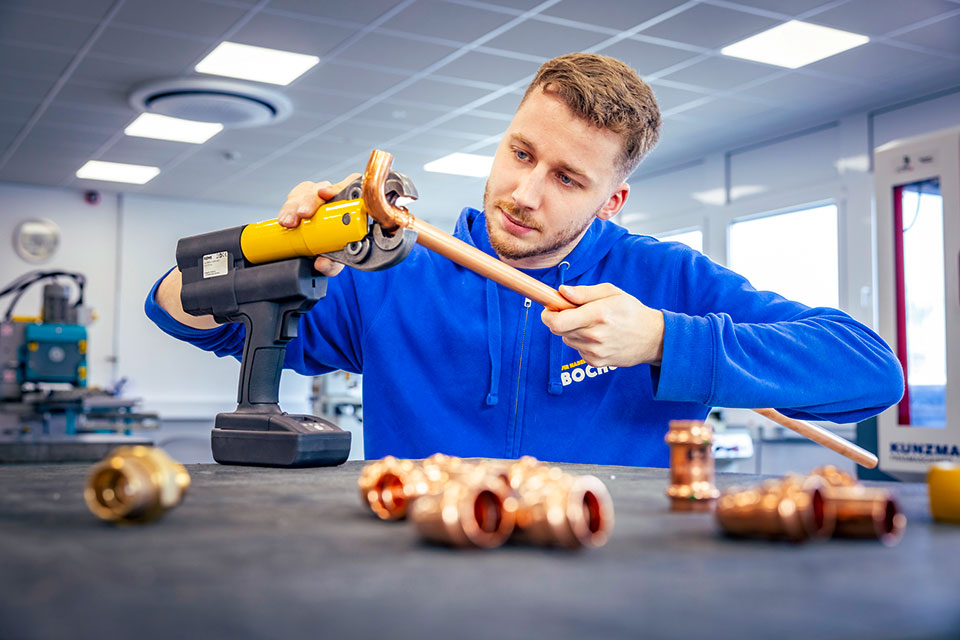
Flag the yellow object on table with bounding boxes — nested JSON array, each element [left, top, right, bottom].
[[927, 462, 960, 524]]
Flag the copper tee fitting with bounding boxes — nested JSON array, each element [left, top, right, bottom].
[[84, 446, 190, 523], [511, 464, 614, 549], [409, 475, 518, 548], [665, 420, 721, 511], [715, 475, 835, 542]]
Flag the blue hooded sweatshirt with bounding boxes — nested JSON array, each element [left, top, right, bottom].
[[145, 207, 904, 467]]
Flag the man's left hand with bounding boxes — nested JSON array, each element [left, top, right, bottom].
[[541, 283, 664, 368]]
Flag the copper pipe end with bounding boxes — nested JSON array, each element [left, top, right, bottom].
[[410, 476, 518, 548], [716, 475, 836, 542], [357, 456, 429, 520], [84, 446, 190, 524], [665, 420, 720, 512], [361, 149, 413, 232], [823, 485, 906, 546]]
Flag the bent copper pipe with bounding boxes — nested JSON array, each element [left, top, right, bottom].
[[361, 149, 880, 470]]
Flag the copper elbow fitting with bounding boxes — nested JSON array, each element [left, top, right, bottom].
[[409, 475, 518, 548], [665, 420, 720, 511], [357, 456, 430, 520], [716, 475, 835, 542], [512, 465, 614, 549], [84, 446, 190, 523]]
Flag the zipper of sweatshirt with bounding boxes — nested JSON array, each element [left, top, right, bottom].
[[510, 297, 532, 457]]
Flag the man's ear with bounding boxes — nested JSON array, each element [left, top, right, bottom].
[[596, 182, 630, 221]]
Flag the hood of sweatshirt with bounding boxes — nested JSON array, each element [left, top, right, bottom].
[[452, 206, 629, 405]]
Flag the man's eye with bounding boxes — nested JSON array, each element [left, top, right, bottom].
[[558, 173, 573, 186], [515, 150, 529, 161]]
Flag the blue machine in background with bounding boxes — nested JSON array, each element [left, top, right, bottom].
[[0, 272, 155, 462]]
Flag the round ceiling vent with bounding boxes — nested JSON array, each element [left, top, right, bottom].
[[129, 78, 293, 128]]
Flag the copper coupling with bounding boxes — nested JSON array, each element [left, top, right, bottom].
[[716, 474, 835, 542], [665, 420, 720, 511], [84, 446, 190, 523], [358, 454, 613, 549], [716, 466, 906, 545]]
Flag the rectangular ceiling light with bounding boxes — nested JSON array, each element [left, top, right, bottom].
[[76, 160, 160, 184], [125, 113, 223, 144], [195, 41, 319, 85], [721, 20, 869, 69], [424, 153, 494, 177]]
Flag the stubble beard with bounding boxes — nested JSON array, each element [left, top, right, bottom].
[[483, 182, 595, 261]]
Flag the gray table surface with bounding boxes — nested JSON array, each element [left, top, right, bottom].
[[1, 461, 958, 640]]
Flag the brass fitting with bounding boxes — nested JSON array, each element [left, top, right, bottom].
[[665, 420, 720, 511], [409, 475, 517, 548], [357, 456, 430, 520], [84, 446, 190, 523], [809, 465, 906, 545], [512, 464, 614, 549], [716, 475, 835, 542]]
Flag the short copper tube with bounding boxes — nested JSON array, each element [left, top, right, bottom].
[[665, 420, 720, 512], [810, 465, 906, 545], [358, 454, 614, 549], [84, 446, 190, 523], [716, 475, 835, 542]]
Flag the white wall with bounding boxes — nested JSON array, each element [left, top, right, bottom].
[[0, 183, 313, 418], [624, 87, 960, 330]]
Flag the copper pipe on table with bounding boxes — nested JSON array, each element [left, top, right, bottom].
[[361, 149, 880, 469]]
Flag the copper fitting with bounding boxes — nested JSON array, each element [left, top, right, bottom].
[[808, 464, 857, 488], [409, 475, 518, 548], [665, 420, 720, 511], [716, 475, 835, 542], [357, 456, 430, 520], [512, 465, 614, 549], [84, 446, 190, 524], [822, 485, 905, 545]]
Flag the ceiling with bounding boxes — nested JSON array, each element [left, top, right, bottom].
[[1, 0, 959, 226]]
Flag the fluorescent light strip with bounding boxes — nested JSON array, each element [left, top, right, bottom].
[[76, 160, 160, 184], [125, 113, 223, 144], [721, 20, 869, 69], [424, 153, 494, 177], [195, 41, 320, 86]]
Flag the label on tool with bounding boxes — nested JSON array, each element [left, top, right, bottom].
[[202, 251, 229, 278]]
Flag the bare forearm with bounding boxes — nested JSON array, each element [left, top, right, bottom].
[[155, 268, 220, 330]]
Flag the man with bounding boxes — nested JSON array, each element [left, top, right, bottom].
[[147, 53, 903, 467]]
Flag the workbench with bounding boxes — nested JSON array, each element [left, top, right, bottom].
[[1, 461, 958, 640]]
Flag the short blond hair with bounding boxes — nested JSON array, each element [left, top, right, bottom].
[[521, 53, 661, 180]]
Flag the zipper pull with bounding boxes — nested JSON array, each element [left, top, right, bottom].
[[524, 297, 531, 308]]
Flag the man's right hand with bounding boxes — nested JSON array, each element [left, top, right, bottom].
[[278, 173, 361, 277]]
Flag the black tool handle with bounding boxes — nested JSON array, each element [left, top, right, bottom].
[[232, 299, 306, 412]]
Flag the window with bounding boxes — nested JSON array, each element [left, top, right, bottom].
[[728, 203, 839, 309], [659, 228, 703, 253]]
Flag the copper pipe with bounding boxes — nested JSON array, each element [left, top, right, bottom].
[[361, 150, 882, 468], [820, 485, 905, 546], [753, 408, 878, 469], [511, 463, 614, 549], [715, 475, 835, 542], [665, 420, 720, 512], [362, 149, 574, 311], [409, 475, 518, 548], [84, 446, 190, 523]]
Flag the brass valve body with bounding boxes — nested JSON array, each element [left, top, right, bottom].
[[84, 446, 190, 523], [665, 420, 720, 511]]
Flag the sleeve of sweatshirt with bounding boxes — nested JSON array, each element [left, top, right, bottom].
[[651, 248, 904, 423], [143, 267, 365, 376]]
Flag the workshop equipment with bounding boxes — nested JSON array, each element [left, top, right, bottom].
[[177, 170, 418, 467], [0, 271, 155, 462], [85, 445, 190, 523], [360, 149, 881, 470], [664, 419, 720, 511]]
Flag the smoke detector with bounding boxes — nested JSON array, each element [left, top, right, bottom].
[[129, 78, 293, 128]]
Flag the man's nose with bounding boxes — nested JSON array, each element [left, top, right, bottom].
[[511, 167, 545, 210]]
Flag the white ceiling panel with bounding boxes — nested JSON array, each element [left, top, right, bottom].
[[659, 55, 782, 91], [893, 13, 960, 54], [721, 0, 833, 15], [0, 9, 100, 51], [360, 100, 448, 127], [433, 51, 541, 85], [231, 12, 361, 57], [439, 113, 509, 138], [112, 0, 248, 39], [808, 0, 959, 36], [638, 4, 779, 49], [483, 20, 608, 58], [1, 0, 117, 21], [805, 42, 951, 80], [90, 27, 212, 69], [646, 83, 707, 111], [0, 73, 58, 103], [264, 0, 405, 24], [390, 78, 495, 108], [384, 0, 515, 41], [0, 98, 41, 126], [25, 124, 115, 152], [541, 0, 689, 31], [334, 32, 459, 72], [292, 62, 406, 97], [600, 39, 701, 76], [0, 43, 73, 78], [70, 55, 183, 88]]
